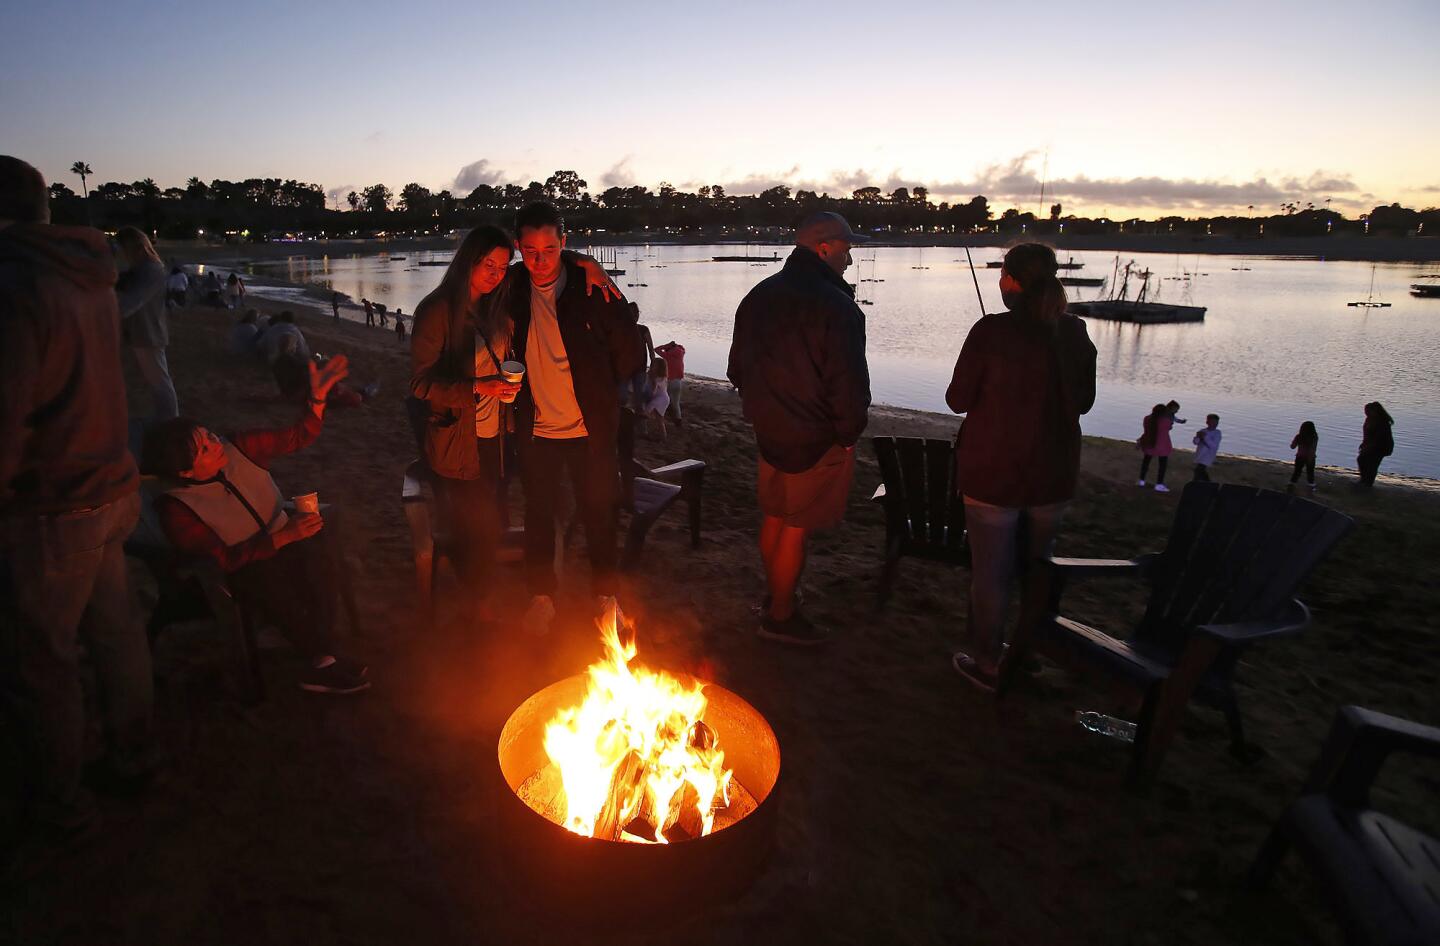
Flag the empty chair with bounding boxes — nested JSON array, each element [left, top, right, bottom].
[[869, 436, 969, 606]]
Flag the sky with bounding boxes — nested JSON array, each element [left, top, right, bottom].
[[4, 0, 1438, 218]]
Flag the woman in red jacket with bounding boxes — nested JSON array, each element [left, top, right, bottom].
[[945, 243, 1097, 691]]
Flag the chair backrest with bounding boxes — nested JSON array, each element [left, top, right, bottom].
[[1138, 482, 1353, 651], [870, 436, 966, 555]]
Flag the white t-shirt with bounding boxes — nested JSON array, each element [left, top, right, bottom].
[[473, 332, 503, 439], [525, 268, 587, 439]]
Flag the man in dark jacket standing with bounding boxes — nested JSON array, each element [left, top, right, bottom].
[[728, 212, 871, 646], [506, 203, 643, 635], [0, 157, 153, 859]]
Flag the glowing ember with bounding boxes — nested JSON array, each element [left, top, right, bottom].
[[539, 602, 734, 843]]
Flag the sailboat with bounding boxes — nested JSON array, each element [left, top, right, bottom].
[[1347, 265, 1391, 308], [1067, 259, 1206, 323]]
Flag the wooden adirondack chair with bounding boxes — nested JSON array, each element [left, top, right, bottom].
[[869, 436, 969, 606], [1249, 705, 1440, 946], [1018, 482, 1353, 787], [613, 407, 705, 570]]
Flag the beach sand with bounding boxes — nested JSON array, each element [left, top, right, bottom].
[[6, 298, 1437, 945]]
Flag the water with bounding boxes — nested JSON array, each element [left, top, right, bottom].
[[231, 245, 1440, 479]]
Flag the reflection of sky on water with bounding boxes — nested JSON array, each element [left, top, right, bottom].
[[238, 246, 1440, 478]]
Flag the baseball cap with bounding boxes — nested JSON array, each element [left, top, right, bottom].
[[795, 211, 871, 245]]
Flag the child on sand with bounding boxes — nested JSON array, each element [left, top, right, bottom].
[[1192, 414, 1222, 481], [1137, 403, 1174, 492], [1290, 421, 1319, 492], [395, 316, 407, 344], [642, 357, 670, 440]]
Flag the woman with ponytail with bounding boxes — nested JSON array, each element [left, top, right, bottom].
[[944, 242, 1097, 691]]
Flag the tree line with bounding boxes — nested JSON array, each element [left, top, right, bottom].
[[48, 163, 1440, 241]]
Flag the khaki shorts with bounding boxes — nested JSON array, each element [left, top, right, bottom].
[[757, 444, 856, 531]]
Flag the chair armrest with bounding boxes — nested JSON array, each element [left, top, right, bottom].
[[1303, 704, 1440, 806], [1050, 553, 1158, 580], [1197, 598, 1310, 645], [649, 459, 706, 480]]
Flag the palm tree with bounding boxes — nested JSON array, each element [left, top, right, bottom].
[[70, 161, 92, 199]]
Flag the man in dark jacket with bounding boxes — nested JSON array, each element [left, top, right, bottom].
[[506, 203, 643, 634], [0, 157, 153, 857], [728, 212, 871, 646]]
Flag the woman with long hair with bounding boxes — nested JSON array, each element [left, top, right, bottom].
[[408, 226, 617, 622], [945, 242, 1097, 691], [1289, 420, 1319, 492], [114, 226, 178, 420], [1357, 401, 1395, 487], [1137, 402, 1173, 491]]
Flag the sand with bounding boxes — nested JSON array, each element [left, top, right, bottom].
[[4, 295, 1437, 946]]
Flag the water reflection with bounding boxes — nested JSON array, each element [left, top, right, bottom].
[[237, 245, 1440, 478]]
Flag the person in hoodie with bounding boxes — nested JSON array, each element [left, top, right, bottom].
[[0, 156, 155, 857], [115, 226, 178, 420]]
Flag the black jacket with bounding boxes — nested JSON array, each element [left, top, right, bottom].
[[0, 224, 138, 517], [506, 258, 642, 454], [727, 247, 871, 473]]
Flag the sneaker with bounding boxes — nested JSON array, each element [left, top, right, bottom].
[[757, 611, 829, 647], [298, 662, 371, 694], [1154, 483, 1170, 493], [1136, 479, 1147, 487], [525, 595, 557, 637], [951, 650, 998, 693]]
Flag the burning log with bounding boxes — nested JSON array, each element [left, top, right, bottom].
[[594, 749, 646, 841], [662, 781, 705, 843], [688, 720, 716, 752]]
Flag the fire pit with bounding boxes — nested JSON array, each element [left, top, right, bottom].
[[496, 605, 780, 923]]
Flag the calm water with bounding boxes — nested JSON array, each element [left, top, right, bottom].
[[234, 245, 1440, 479]]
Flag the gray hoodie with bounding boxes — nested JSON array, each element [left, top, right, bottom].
[[117, 257, 168, 348]]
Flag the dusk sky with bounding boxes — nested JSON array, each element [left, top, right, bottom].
[[5, 0, 1437, 218]]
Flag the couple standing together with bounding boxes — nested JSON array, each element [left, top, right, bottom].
[[409, 202, 643, 633], [728, 214, 1098, 691]]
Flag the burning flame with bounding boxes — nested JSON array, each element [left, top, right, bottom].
[[542, 602, 732, 843]]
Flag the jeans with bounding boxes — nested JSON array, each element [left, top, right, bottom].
[[227, 534, 339, 659], [961, 497, 1068, 667], [667, 378, 684, 420], [1193, 463, 1211, 482], [1139, 454, 1168, 484], [435, 438, 503, 589], [131, 345, 179, 421], [520, 437, 618, 596], [1290, 457, 1315, 484], [0, 492, 152, 830]]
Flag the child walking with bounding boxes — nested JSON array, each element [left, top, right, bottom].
[[642, 357, 670, 440], [1290, 421, 1319, 492], [1137, 403, 1174, 492], [1192, 414, 1222, 481]]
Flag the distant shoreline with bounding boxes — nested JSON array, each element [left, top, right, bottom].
[[160, 232, 1440, 265]]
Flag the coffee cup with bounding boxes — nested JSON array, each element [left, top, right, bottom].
[[499, 360, 525, 403], [293, 492, 320, 515]]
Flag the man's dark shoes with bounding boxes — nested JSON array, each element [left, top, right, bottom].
[[299, 661, 371, 694], [757, 610, 829, 648]]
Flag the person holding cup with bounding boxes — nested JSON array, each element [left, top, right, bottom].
[[409, 225, 619, 624], [141, 355, 371, 695]]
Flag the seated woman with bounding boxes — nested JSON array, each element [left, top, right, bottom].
[[142, 355, 370, 694]]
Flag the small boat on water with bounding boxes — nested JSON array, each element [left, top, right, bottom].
[[417, 260, 448, 266], [1410, 284, 1440, 298], [985, 260, 1004, 269], [1056, 256, 1084, 270], [1347, 265, 1392, 308], [1067, 260, 1206, 323], [1060, 276, 1105, 287], [387, 256, 407, 261], [713, 254, 780, 262]]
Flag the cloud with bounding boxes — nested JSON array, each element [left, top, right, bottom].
[[599, 155, 637, 188], [453, 159, 505, 192], [744, 156, 1371, 212], [363, 130, 386, 144]]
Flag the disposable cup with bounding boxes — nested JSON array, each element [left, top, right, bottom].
[[293, 492, 320, 515], [500, 360, 525, 403]]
